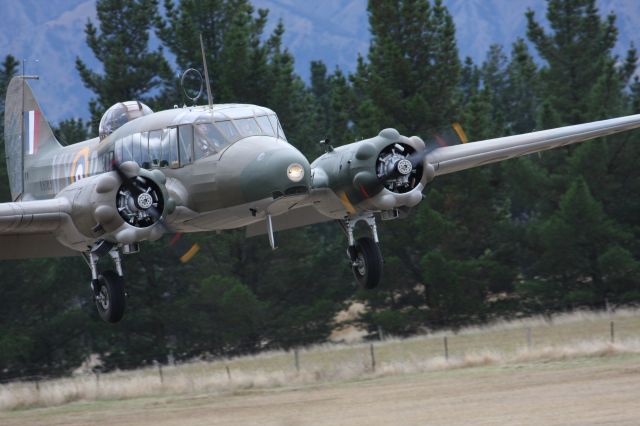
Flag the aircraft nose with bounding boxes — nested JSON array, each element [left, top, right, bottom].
[[239, 142, 311, 202]]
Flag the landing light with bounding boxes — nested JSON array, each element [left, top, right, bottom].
[[287, 163, 305, 182]]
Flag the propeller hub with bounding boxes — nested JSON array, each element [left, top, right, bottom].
[[376, 143, 421, 194], [116, 176, 164, 228], [396, 159, 412, 175], [136, 192, 153, 210]]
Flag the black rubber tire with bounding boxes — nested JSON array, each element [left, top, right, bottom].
[[94, 270, 126, 323], [351, 237, 383, 289]]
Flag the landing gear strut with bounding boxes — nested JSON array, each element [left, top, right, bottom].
[[342, 214, 383, 289], [85, 245, 127, 323]]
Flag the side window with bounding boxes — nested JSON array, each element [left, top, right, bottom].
[[132, 133, 142, 165], [256, 115, 275, 137], [149, 130, 162, 167], [140, 131, 150, 168], [101, 151, 113, 171], [104, 151, 114, 171], [169, 128, 179, 168], [160, 129, 171, 167], [122, 135, 133, 162], [115, 139, 123, 162], [178, 125, 193, 166], [194, 123, 226, 159]]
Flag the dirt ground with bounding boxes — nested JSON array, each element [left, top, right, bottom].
[[2, 354, 640, 426]]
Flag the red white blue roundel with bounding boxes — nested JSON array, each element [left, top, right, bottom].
[[70, 148, 90, 183]]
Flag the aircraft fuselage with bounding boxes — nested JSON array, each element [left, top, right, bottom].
[[22, 104, 311, 233]]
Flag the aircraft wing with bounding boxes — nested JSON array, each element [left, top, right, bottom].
[[0, 198, 78, 259], [426, 114, 640, 176]]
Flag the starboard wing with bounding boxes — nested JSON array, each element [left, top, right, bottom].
[[425, 114, 640, 176]]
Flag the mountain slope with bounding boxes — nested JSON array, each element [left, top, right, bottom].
[[0, 0, 638, 124]]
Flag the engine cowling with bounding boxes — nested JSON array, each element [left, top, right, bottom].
[[54, 162, 175, 250], [311, 129, 435, 216]]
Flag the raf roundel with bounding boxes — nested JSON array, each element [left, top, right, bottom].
[[70, 147, 91, 183]]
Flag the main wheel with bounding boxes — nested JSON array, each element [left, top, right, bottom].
[[351, 237, 383, 289], [94, 270, 126, 323]]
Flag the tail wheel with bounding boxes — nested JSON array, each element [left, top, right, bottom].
[[95, 270, 126, 323], [351, 237, 383, 289]]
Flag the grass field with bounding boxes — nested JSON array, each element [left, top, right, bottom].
[[1, 309, 640, 425]]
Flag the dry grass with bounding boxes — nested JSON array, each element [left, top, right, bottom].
[[2, 308, 640, 412]]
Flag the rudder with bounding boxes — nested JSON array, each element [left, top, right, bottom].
[[3, 76, 62, 201]]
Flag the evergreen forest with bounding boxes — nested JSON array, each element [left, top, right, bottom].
[[1, 0, 640, 379]]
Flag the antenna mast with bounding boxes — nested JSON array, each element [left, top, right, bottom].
[[199, 34, 213, 109]]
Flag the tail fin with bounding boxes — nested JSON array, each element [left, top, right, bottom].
[[3, 76, 62, 201]]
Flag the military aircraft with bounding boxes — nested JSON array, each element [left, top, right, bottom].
[[3, 72, 640, 323]]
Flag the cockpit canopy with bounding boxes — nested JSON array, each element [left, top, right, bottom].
[[99, 101, 153, 140]]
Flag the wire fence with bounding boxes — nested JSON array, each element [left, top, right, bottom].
[[2, 309, 640, 410]]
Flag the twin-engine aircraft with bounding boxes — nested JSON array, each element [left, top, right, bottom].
[[3, 75, 640, 323]]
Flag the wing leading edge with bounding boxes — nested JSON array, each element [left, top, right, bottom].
[[426, 114, 640, 176]]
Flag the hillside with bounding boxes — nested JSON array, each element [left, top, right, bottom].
[[1, 0, 638, 123]]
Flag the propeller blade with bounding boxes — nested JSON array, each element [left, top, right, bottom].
[[169, 233, 201, 264]]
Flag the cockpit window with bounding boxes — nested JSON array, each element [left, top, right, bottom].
[[267, 115, 287, 141], [216, 120, 240, 142], [235, 118, 262, 137], [255, 115, 276, 137], [194, 123, 229, 159]]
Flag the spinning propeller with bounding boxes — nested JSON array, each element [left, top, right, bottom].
[[377, 122, 468, 185], [112, 161, 200, 263]]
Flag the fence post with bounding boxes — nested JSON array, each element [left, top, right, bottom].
[[35, 377, 40, 392], [370, 343, 376, 372], [158, 363, 164, 385], [444, 336, 449, 361], [294, 349, 300, 373], [378, 325, 384, 341], [226, 365, 231, 382], [610, 321, 615, 343]]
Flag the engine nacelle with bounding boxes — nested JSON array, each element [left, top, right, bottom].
[[54, 162, 175, 251], [311, 129, 434, 215]]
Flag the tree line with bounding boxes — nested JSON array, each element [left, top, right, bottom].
[[1, 0, 639, 379]]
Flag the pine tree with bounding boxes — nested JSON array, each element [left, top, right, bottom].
[[76, 0, 173, 134], [156, 0, 269, 105], [527, 178, 630, 309], [459, 56, 480, 105], [53, 118, 90, 146], [504, 39, 539, 134], [521, 1, 640, 311], [352, 0, 461, 136], [526, 0, 624, 125]]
